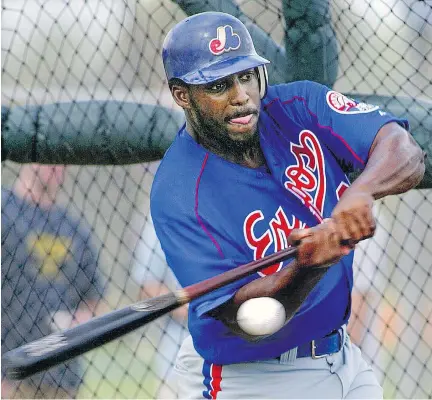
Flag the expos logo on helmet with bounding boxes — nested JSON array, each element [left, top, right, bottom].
[[209, 25, 241, 55]]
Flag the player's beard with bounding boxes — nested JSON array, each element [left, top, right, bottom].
[[189, 98, 259, 158]]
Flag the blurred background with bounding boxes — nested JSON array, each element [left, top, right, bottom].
[[1, 0, 431, 399]]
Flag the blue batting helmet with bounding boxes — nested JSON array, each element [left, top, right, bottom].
[[162, 12, 270, 98]]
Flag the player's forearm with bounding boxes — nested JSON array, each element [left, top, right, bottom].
[[350, 122, 425, 200], [232, 261, 301, 305], [212, 221, 348, 339], [210, 264, 330, 341], [233, 262, 330, 320]]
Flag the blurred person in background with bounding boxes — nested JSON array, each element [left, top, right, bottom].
[[132, 183, 188, 399], [1, 164, 105, 399]]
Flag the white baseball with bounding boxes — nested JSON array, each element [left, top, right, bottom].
[[236, 297, 286, 336]]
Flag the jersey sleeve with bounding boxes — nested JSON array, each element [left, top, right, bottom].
[[282, 81, 409, 172]]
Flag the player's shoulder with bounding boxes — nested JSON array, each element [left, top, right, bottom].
[[153, 127, 207, 183], [151, 127, 208, 215], [264, 80, 328, 104]]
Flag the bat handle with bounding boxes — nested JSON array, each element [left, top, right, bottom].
[[185, 246, 297, 301]]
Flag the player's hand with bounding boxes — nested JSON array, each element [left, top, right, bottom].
[[287, 218, 349, 269], [331, 189, 376, 250]]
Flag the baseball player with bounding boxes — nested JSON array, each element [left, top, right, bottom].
[[150, 12, 425, 399]]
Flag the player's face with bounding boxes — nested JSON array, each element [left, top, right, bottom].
[[188, 69, 261, 144]]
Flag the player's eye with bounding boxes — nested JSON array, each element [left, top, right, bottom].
[[239, 70, 255, 82], [207, 81, 226, 93]]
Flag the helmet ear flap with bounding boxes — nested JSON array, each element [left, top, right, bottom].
[[256, 65, 268, 99]]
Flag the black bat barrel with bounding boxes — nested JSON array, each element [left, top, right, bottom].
[[3, 293, 179, 380]]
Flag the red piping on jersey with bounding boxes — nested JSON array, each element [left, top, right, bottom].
[[265, 96, 365, 166], [209, 364, 222, 399], [195, 153, 225, 259]]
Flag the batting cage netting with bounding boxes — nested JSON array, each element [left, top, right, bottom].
[[1, 0, 431, 399]]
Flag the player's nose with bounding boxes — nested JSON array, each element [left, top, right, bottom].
[[229, 78, 249, 105]]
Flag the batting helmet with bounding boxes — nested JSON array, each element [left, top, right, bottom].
[[162, 12, 270, 98]]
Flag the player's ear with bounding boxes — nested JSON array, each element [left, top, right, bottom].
[[170, 81, 192, 110]]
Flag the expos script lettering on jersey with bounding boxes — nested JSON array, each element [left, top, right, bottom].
[[285, 130, 326, 223], [243, 130, 330, 276], [244, 207, 306, 277]]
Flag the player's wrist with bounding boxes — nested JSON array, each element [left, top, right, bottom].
[[338, 183, 375, 202]]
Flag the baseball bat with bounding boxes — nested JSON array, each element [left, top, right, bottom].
[[2, 246, 297, 380]]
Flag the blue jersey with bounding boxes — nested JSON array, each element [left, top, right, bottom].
[[151, 80, 407, 364]]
